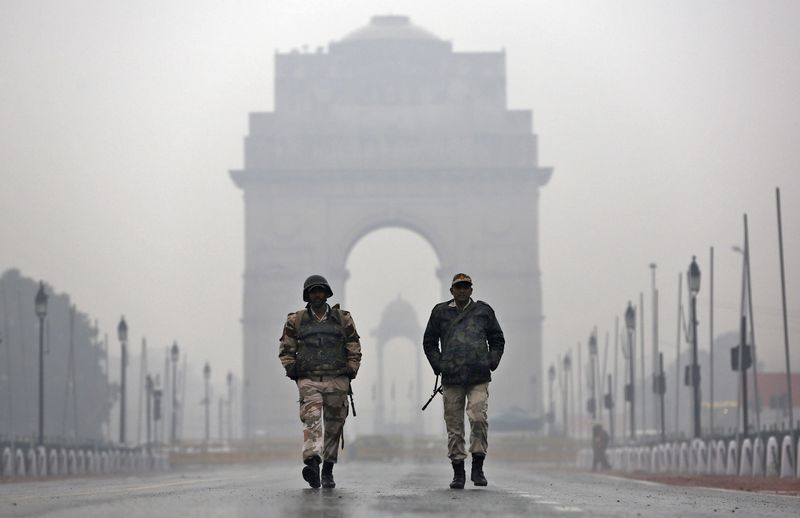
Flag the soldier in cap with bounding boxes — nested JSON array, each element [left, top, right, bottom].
[[279, 275, 362, 489], [422, 273, 505, 489]]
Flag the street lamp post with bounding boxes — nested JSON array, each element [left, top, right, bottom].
[[226, 371, 233, 443], [203, 362, 211, 446], [657, 353, 667, 441], [588, 333, 598, 421], [547, 364, 556, 435], [170, 342, 179, 445], [145, 374, 153, 451], [604, 374, 614, 443], [563, 354, 572, 438], [625, 302, 636, 439], [34, 282, 48, 446], [687, 256, 702, 438], [117, 316, 128, 444]]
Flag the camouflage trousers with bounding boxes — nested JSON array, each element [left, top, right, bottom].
[[442, 382, 489, 461], [297, 376, 350, 463]]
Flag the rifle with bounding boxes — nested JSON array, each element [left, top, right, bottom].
[[421, 374, 443, 411], [348, 385, 357, 417]]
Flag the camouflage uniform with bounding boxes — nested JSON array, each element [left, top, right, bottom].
[[279, 305, 361, 463], [423, 297, 504, 461]]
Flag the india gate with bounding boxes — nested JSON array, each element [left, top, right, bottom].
[[230, 15, 552, 437]]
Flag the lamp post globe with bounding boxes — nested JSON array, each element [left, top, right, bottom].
[[34, 281, 48, 446]]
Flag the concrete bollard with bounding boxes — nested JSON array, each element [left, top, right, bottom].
[[36, 446, 47, 477], [752, 437, 765, 477], [780, 436, 794, 478], [1, 447, 12, 478], [693, 440, 706, 474], [715, 441, 727, 475], [797, 437, 800, 479], [48, 448, 59, 476], [679, 442, 690, 473], [766, 436, 780, 477], [15, 449, 26, 477], [739, 439, 753, 476], [77, 450, 86, 475], [59, 449, 68, 476], [726, 440, 738, 476], [67, 450, 77, 475], [671, 443, 681, 472], [26, 448, 37, 477]]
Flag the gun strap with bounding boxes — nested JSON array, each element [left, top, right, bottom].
[[441, 302, 478, 355]]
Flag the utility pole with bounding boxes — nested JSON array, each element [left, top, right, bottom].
[[203, 362, 211, 446], [625, 302, 636, 439]]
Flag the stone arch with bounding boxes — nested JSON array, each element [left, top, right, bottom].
[[230, 15, 552, 437]]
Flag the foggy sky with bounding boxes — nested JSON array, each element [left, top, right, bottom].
[[1, 0, 799, 395]]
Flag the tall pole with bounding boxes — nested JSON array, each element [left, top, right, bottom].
[[607, 374, 615, 444], [740, 315, 749, 436], [709, 246, 715, 436], [118, 316, 128, 444], [614, 316, 619, 442], [203, 362, 211, 446], [650, 263, 659, 436], [145, 374, 152, 452], [35, 282, 47, 446], [137, 338, 147, 445], [776, 188, 794, 453], [688, 257, 701, 439], [675, 273, 683, 434], [577, 341, 583, 439], [659, 353, 666, 442], [589, 333, 597, 421], [227, 372, 234, 443], [625, 302, 636, 440], [744, 215, 762, 433], [639, 292, 646, 434], [170, 342, 179, 445]]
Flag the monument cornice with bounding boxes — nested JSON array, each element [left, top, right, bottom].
[[230, 166, 552, 188]]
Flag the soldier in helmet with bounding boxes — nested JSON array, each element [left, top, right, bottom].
[[279, 275, 362, 489], [422, 273, 505, 489]]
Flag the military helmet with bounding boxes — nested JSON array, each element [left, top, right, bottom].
[[302, 274, 333, 302]]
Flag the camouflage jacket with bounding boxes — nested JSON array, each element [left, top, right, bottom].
[[422, 299, 505, 386], [279, 304, 362, 379]]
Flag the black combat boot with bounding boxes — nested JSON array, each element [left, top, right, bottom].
[[449, 460, 466, 489], [302, 455, 321, 488], [471, 454, 488, 486], [321, 461, 336, 489]]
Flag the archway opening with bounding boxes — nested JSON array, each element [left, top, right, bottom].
[[344, 227, 442, 436]]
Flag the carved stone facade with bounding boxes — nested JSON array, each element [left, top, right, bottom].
[[231, 16, 551, 437]]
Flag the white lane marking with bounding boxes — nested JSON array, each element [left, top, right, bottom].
[[538, 500, 561, 504], [553, 505, 583, 512]]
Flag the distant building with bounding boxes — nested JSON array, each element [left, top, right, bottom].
[[756, 372, 800, 428], [231, 15, 552, 437]]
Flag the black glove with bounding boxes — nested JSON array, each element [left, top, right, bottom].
[[286, 364, 298, 380], [346, 366, 357, 380], [489, 352, 501, 372]]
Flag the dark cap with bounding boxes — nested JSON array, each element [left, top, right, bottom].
[[451, 273, 472, 287]]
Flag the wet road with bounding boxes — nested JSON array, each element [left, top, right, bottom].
[[0, 462, 797, 517]]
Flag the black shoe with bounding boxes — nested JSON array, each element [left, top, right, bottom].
[[449, 460, 466, 489], [321, 461, 336, 489], [471, 454, 488, 486], [302, 455, 321, 488]]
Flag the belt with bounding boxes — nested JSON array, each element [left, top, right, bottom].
[[304, 375, 341, 382]]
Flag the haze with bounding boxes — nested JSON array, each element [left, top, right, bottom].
[[1, 0, 798, 400]]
